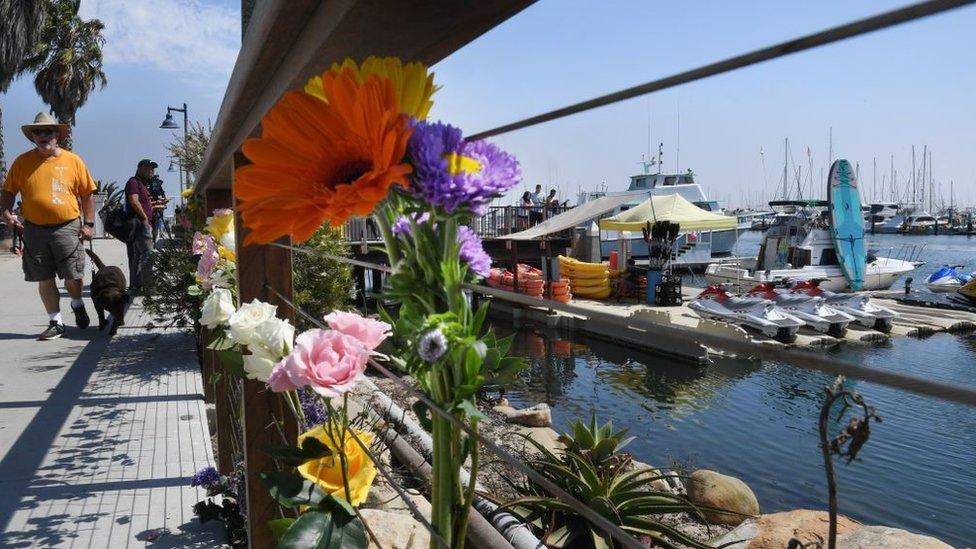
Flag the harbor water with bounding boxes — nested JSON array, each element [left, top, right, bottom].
[[497, 232, 976, 546]]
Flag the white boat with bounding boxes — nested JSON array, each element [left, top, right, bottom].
[[705, 200, 920, 291], [902, 212, 937, 235], [578, 167, 739, 262]]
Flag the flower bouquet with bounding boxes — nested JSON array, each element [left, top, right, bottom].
[[233, 56, 526, 548]]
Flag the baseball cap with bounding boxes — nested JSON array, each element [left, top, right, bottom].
[[138, 159, 158, 169]]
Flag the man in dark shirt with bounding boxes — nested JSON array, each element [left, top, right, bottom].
[[147, 175, 167, 240], [125, 159, 156, 292]]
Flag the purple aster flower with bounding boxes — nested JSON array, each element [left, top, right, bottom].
[[458, 225, 491, 278], [299, 387, 328, 428], [408, 121, 521, 214], [191, 466, 221, 489], [418, 329, 448, 362], [392, 212, 431, 237]]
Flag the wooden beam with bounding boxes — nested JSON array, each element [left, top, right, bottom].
[[195, 0, 535, 192], [232, 152, 299, 549]]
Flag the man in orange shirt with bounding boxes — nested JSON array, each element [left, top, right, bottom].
[[1, 112, 97, 340]]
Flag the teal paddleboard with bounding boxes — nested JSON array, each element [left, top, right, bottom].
[[828, 159, 865, 291]]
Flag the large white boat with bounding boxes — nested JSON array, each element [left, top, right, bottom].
[[705, 201, 920, 291], [578, 169, 739, 261]]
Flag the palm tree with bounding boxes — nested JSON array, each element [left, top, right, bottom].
[[31, 0, 107, 150], [0, 0, 47, 177]]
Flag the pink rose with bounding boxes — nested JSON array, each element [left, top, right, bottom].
[[268, 363, 299, 392], [191, 231, 213, 255], [196, 242, 219, 289], [279, 329, 370, 397], [323, 311, 391, 352]]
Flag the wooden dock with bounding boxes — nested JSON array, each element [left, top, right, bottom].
[[484, 282, 976, 360], [0, 240, 224, 548]]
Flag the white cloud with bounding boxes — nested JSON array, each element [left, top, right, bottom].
[[80, 0, 240, 79]]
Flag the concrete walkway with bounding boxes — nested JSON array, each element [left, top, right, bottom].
[[0, 239, 225, 547]]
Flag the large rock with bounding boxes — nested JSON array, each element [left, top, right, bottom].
[[748, 510, 859, 549], [837, 525, 954, 548], [360, 509, 430, 549], [492, 402, 552, 427], [686, 469, 759, 525]]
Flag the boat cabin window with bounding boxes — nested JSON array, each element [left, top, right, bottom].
[[679, 175, 694, 185], [632, 178, 646, 189], [664, 176, 677, 186], [820, 248, 838, 266], [788, 225, 798, 237], [789, 247, 812, 269]]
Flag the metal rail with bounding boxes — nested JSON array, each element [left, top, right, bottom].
[[468, 0, 976, 141], [275, 242, 976, 408]]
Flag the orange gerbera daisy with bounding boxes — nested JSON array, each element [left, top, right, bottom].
[[234, 71, 413, 245]]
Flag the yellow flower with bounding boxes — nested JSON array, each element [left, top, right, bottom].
[[217, 245, 236, 263], [304, 56, 439, 120], [297, 425, 376, 506], [181, 187, 194, 198], [206, 210, 235, 240]]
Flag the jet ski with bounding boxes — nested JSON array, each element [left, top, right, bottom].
[[745, 282, 854, 337], [689, 285, 805, 343], [958, 278, 976, 304], [924, 265, 973, 293], [788, 279, 897, 332]]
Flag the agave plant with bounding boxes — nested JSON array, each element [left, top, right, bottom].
[[499, 420, 735, 549], [560, 416, 635, 468]]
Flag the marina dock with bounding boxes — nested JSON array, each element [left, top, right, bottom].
[[480, 283, 976, 361]]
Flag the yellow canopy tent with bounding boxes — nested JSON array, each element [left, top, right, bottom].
[[598, 194, 737, 231]]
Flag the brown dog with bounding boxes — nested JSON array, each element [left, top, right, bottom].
[[85, 248, 129, 334]]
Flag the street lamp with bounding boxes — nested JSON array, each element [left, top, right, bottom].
[[159, 102, 189, 196]]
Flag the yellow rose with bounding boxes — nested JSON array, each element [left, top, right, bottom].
[[297, 425, 376, 506], [181, 187, 194, 198], [218, 245, 236, 263], [206, 211, 235, 240]]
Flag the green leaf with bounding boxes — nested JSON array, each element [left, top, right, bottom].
[[207, 335, 236, 351], [264, 437, 333, 464], [268, 518, 295, 541], [277, 509, 368, 549], [258, 472, 327, 508], [455, 399, 485, 422], [215, 349, 245, 378], [411, 400, 433, 432]]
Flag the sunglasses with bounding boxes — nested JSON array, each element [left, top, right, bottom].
[[31, 129, 57, 137]]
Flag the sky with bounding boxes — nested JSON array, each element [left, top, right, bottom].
[[2, 0, 975, 211]]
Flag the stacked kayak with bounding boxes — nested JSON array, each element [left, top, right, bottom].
[[558, 256, 613, 300], [486, 265, 572, 302]]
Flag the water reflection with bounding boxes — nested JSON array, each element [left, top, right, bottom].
[[495, 319, 976, 547]]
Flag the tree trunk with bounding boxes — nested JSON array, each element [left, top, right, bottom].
[[60, 112, 75, 151]]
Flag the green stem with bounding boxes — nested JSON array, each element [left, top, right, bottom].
[[326, 399, 354, 504], [375, 205, 401, 265], [455, 423, 479, 544]]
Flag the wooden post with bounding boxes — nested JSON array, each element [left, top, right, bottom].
[[232, 152, 299, 549], [203, 188, 235, 476]]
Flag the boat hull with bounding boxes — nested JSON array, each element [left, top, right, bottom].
[[705, 257, 917, 292]]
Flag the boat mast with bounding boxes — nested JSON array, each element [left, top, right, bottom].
[[783, 138, 789, 199], [890, 154, 895, 202], [921, 145, 928, 211], [911, 146, 917, 205], [873, 157, 877, 202], [928, 149, 933, 214]]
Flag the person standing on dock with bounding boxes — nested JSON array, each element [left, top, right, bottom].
[[124, 160, 157, 292], [529, 184, 544, 225], [0, 112, 96, 340]]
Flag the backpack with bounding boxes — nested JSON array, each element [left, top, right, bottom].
[[101, 204, 137, 242]]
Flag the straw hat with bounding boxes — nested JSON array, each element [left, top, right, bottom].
[[21, 112, 69, 142]]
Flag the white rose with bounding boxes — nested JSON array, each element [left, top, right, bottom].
[[243, 354, 276, 382], [219, 231, 236, 254], [200, 288, 235, 328], [228, 299, 278, 347], [249, 317, 295, 361], [209, 267, 234, 290]]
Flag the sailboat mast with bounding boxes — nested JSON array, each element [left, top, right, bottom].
[[911, 146, 916, 205], [783, 138, 789, 199], [873, 157, 877, 203], [890, 154, 895, 202]]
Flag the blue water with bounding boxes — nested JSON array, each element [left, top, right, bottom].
[[499, 233, 976, 547]]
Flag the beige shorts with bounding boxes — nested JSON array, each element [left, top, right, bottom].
[[22, 218, 86, 281]]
